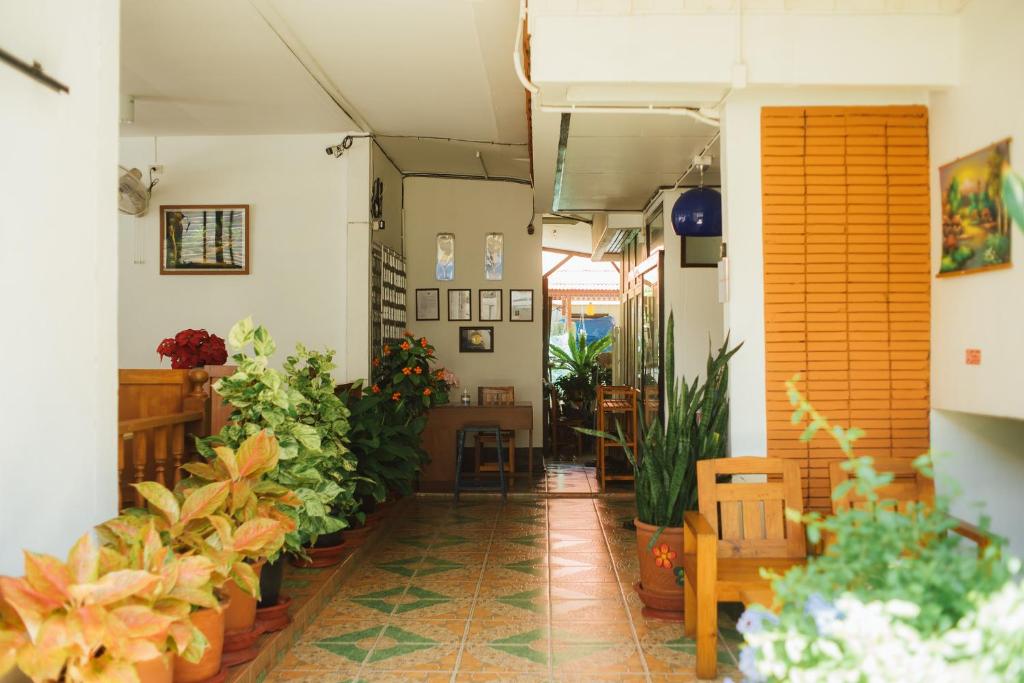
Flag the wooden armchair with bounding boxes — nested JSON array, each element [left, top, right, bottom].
[[829, 459, 991, 554], [682, 457, 808, 680]]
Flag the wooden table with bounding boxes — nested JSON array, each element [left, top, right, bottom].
[[418, 402, 534, 492]]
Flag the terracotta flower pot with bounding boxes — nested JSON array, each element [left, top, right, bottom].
[[173, 601, 227, 683], [255, 594, 292, 633], [289, 536, 347, 569], [135, 652, 174, 683], [342, 525, 372, 550], [222, 561, 264, 634], [633, 518, 684, 619]]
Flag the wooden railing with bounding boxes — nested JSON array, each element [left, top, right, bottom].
[[117, 368, 213, 509]]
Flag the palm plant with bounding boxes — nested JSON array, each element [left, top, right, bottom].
[[581, 313, 741, 527], [549, 329, 613, 419]]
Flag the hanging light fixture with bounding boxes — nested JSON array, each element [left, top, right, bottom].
[[671, 159, 722, 237]]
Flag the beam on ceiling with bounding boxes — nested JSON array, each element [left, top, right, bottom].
[[249, 0, 372, 133]]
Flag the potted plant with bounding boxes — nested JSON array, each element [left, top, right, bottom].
[[549, 329, 612, 425], [735, 381, 1021, 682], [583, 314, 739, 619], [201, 319, 356, 570], [156, 328, 228, 369], [0, 532, 207, 683]]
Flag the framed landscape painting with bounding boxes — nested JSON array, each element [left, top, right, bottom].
[[938, 139, 1012, 277], [161, 205, 249, 274]]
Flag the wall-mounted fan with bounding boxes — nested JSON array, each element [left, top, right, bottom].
[[118, 165, 159, 216]]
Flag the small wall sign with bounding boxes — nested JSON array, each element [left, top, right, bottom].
[[965, 348, 982, 365]]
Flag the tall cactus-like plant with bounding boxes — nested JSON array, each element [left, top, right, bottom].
[[582, 313, 741, 527]]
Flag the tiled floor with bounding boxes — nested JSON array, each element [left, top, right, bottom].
[[265, 496, 742, 682], [500, 457, 637, 495]]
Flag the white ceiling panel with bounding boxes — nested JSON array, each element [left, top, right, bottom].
[[120, 0, 355, 136], [554, 113, 720, 211], [375, 137, 530, 180]]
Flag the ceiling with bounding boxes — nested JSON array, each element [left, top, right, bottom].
[[120, 0, 529, 180], [552, 113, 721, 213]]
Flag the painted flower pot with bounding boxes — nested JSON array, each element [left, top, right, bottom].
[[633, 518, 684, 619], [173, 602, 227, 683], [223, 561, 264, 634], [135, 652, 174, 683], [257, 556, 286, 608]]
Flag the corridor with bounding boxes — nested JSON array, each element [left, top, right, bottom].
[[266, 496, 741, 682]]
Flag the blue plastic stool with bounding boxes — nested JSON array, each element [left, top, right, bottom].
[[454, 425, 507, 501]]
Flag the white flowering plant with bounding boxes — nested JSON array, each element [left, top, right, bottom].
[[733, 376, 1023, 683]]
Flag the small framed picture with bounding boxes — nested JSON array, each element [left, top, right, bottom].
[[448, 288, 472, 321], [479, 289, 502, 321], [415, 288, 440, 321], [510, 289, 534, 322], [459, 326, 494, 353], [161, 204, 250, 274]]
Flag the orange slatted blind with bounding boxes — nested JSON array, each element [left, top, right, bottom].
[[761, 105, 931, 512]]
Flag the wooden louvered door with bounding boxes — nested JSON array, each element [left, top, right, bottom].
[[761, 105, 931, 512]]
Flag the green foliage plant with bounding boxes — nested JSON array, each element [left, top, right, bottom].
[[580, 313, 741, 528], [371, 331, 451, 416], [549, 329, 612, 419], [201, 318, 354, 552], [735, 377, 1019, 681]]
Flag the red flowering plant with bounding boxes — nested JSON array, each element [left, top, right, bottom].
[[372, 331, 450, 416], [156, 329, 227, 369]]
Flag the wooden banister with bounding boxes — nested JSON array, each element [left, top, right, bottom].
[[117, 409, 205, 509]]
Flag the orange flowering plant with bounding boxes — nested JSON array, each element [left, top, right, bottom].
[[372, 331, 450, 416]]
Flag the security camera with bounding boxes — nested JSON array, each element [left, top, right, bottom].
[[325, 136, 355, 158]]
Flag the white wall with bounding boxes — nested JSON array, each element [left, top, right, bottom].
[[118, 134, 352, 373], [0, 0, 119, 575], [405, 178, 543, 446], [720, 87, 929, 457], [928, 0, 1024, 550]]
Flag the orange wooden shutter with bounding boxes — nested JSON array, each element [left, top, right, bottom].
[[761, 105, 930, 512]]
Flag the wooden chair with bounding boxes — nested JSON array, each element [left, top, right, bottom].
[[548, 386, 584, 459], [474, 386, 516, 475], [829, 458, 991, 553], [683, 457, 808, 680]]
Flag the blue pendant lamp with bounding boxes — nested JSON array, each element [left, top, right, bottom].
[[671, 186, 722, 237]]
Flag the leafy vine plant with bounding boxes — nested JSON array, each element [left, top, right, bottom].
[[731, 375, 1022, 683]]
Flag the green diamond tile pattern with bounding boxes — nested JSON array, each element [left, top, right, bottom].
[[349, 586, 451, 615], [264, 479, 740, 682], [496, 588, 547, 614], [503, 559, 546, 577]]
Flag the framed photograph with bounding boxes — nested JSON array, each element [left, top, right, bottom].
[[415, 288, 440, 321], [448, 288, 471, 321], [459, 326, 494, 353], [479, 289, 502, 321], [436, 233, 455, 280], [938, 138, 1012, 277], [160, 205, 249, 274], [485, 233, 503, 280], [510, 289, 534, 322]]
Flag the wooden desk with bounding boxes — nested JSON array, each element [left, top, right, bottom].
[[418, 402, 534, 491]]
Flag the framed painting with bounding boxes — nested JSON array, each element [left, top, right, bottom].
[[448, 288, 471, 321], [459, 326, 494, 353], [510, 289, 534, 322], [415, 288, 440, 321], [161, 205, 249, 274], [479, 289, 502, 321], [436, 233, 455, 280], [485, 233, 503, 280], [938, 139, 1012, 277]]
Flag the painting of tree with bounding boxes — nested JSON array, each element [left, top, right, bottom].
[[160, 205, 250, 275]]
